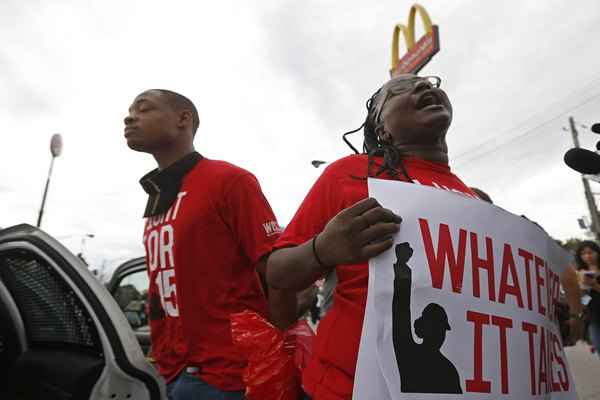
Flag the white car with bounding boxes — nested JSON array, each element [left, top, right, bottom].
[[0, 224, 166, 400]]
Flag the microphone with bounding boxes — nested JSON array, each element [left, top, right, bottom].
[[564, 148, 600, 174]]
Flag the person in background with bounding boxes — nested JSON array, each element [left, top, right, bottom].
[[575, 241, 600, 356], [124, 89, 297, 399]]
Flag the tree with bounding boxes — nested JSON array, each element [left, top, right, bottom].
[[555, 238, 584, 254]]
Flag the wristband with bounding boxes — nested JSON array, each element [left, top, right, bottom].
[[312, 234, 331, 271]]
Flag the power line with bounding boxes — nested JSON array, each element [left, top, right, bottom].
[[452, 74, 600, 164], [453, 89, 600, 167]]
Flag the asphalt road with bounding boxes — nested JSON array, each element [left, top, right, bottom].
[[566, 342, 600, 399]]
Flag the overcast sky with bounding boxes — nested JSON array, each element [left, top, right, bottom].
[[2, 0, 600, 277]]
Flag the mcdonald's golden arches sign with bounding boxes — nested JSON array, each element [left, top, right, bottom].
[[391, 4, 440, 77]]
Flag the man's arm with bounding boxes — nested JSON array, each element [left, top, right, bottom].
[[257, 257, 297, 331], [561, 265, 584, 345]]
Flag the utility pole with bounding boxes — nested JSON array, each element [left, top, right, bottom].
[[569, 116, 600, 240]]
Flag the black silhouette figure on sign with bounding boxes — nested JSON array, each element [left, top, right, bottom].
[[392, 242, 463, 394]]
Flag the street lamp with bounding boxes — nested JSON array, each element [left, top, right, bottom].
[[311, 160, 327, 168], [80, 233, 95, 252], [37, 133, 63, 228], [56, 233, 95, 265]]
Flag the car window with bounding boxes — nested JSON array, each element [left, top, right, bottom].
[[113, 270, 149, 330], [0, 251, 102, 355]]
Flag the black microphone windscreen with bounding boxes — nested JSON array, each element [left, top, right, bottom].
[[564, 148, 600, 174], [592, 123, 600, 134]]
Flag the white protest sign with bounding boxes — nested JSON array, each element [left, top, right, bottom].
[[354, 179, 577, 400], [354, 252, 392, 400]]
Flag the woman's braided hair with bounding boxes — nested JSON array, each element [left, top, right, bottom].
[[343, 85, 413, 182]]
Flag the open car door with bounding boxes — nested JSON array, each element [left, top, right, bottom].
[[0, 224, 166, 400]]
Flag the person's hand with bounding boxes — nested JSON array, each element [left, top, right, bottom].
[[393, 243, 413, 280], [583, 274, 596, 288], [315, 197, 401, 268], [567, 316, 585, 345], [394, 260, 412, 280], [296, 285, 318, 318]]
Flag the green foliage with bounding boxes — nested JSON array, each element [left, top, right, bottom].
[[555, 238, 584, 254]]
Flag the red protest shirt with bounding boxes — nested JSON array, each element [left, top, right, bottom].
[[142, 158, 280, 390], [275, 154, 476, 400]]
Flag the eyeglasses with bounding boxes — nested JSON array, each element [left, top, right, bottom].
[[374, 75, 442, 124]]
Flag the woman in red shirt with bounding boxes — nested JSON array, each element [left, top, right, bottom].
[[267, 74, 477, 399]]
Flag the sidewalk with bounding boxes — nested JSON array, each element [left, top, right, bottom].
[[566, 342, 600, 400]]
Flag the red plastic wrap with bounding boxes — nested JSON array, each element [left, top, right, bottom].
[[231, 310, 314, 400], [287, 319, 314, 371]]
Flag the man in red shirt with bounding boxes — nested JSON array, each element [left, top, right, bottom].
[[124, 89, 296, 399], [267, 75, 478, 399]]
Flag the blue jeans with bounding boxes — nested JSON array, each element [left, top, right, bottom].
[[589, 321, 600, 359], [167, 371, 245, 400]]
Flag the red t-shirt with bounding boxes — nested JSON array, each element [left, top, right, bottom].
[[275, 154, 476, 400], [142, 158, 281, 390]]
